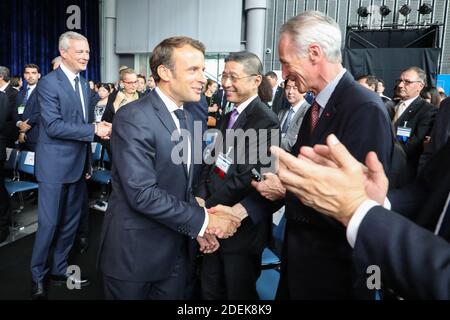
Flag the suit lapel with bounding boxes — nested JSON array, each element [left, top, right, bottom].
[[148, 91, 190, 179], [81, 77, 90, 123], [395, 98, 420, 127], [149, 91, 178, 137], [310, 73, 353, 142], [185, 111, 195, 184], [56, 68, 84, 121]]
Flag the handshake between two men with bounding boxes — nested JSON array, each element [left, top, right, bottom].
[[195, 197, 248, 255], [95, 121, 113, 140]]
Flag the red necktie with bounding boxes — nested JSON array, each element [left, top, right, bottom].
[[310, 100, 320, 134]]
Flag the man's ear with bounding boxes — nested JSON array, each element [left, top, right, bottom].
[[308, 44, 322, 63], [157, 65, 172, 82]]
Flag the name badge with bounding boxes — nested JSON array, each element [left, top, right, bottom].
[[215, 152, 232, 175], [18, 104, 25, 115], [397, 126, 412, 143]]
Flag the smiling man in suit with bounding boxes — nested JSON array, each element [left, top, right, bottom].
[[97, 36, 240, 300], [30, 31, 112, 299], [195, 51, 279, 300], [245, 11, 393, 299]]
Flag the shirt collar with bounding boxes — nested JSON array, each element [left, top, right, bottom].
[[59, 62, 80, 82], [315, 68, 347, 108], [234, 94, 258, 114], [155, 87, 184, 113], [401, 95, 420, 108], [27, 84, 37, 91], [290, 99, 307, 113], [0, 82, 10, 92]]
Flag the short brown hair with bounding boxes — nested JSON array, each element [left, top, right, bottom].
[[24, 64, 40, 73], [150, 36, 205, 83]]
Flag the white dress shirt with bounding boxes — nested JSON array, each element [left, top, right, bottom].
[[60, 62, 86, 121], [155, 87, 209, 237]]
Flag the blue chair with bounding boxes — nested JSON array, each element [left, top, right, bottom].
[[89, 144, 112, 211], [4, 151, 39, 226], [261, 210, 286, 269]]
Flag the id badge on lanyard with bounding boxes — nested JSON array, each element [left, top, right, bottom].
[[397, 121, 412, 143], [214, 147, 233, 179]]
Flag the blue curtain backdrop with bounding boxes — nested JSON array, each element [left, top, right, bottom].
[[0, 0, 100, 81]]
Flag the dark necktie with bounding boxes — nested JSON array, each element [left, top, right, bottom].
[[74, 76, 86, 122], [310, 100, 320, 134], [436, 194, 450, 238], [23, 87, 30, 106], [174, 109, 189, 173], [227, 108, 239, 129]]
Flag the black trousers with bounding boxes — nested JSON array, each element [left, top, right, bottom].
[[0, 161, 10, 231], [200, 250, 261, 300]]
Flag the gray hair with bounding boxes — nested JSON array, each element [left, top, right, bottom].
[[0, 66, 10, 82], [280, 11, 342, 64], [225, 51, 263, 76], [58, 31, 88, 51], [402, 66, 427, 85]]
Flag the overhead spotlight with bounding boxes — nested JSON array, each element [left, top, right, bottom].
[[357, 6, 370, 18], [418, 3, 433, 15], [399, 4, 411, 17], [379, 5, 391, 17]]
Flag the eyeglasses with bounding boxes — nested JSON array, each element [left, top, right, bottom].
[[123, 80, 138, 85], [395, 79, 423, 86], [221, 73, 258, 83]]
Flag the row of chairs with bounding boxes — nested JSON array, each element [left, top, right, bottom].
[[257, 208, 286, 300]]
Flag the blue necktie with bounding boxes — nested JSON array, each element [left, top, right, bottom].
[[281, 107, 294, 134], [437, 194, 450, 238], [23, 87, 30, 106]]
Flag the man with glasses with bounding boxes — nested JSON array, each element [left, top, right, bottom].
[[392, 66, 437, 183], [195, 51, 279, 299]]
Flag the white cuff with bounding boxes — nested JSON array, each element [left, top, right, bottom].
[[16, 121, 22, 128], [198, 208, 209, 237], [346, 200, 379, 248]]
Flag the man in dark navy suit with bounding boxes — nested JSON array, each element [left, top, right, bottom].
[[30, 31, 112, 299], [273, 134, 450, 299], [97, 36, 240, 300], [12, 64, 41, 151]]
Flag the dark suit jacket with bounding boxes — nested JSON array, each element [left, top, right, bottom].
[[282, 71, 394, 299], [12, 86, 40, 149], [418, 97, 450, 171], [389, 138, 450, 239], [271, 86, 287, 115], [0, 92, 8, 162], [354, 206, 450, 299], [195, 97, 279, 254], [393, 97, 437, 181], [35, 67, 95, 183], [3, 84, 19, 147], [98, 90, 205, 282]]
